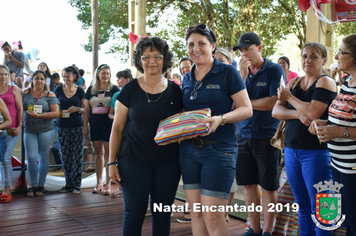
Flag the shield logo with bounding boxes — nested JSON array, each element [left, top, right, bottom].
[[315, 193, 342, 224]]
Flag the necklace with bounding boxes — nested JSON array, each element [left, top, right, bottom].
[[141, 77, 165, 102], [31, 88, 45, 102], [142, 77, 163, 92], [144, 91, 164, 103], [63, 84, 77, 98]]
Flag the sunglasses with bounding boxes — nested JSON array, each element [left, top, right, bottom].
[[185, 24, 216, 42], [186, 24, 210, 34], [190, 81, 203, 100]]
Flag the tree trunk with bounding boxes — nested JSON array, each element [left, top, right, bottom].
[[92, 0, 99, 77]]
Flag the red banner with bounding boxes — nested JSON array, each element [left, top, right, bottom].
[[332, 0, 356, 22], [299, 0, 356, 23]]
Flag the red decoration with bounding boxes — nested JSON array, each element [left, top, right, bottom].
[[11, 156, 27, 187], [129, 32, 147, 44], [299, 0, 330, 11]]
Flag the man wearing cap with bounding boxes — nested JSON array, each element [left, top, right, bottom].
[[1, 41, 25, 79], [234, 32, 286, 236]]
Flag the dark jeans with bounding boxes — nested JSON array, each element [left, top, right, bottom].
[[332, 167, 356, 236], [51, 140, 62, 170], [118, 158, 180, 236]]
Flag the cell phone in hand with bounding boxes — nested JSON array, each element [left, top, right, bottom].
[[280, 75, 285, 88]]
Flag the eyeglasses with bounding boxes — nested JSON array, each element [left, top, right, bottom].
[[338, 50, 350, 55], [185, 24, 216, 42], [190, 81, 203, 100], [141, 55, 164, 61]]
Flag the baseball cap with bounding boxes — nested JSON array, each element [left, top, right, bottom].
[[233, 32, 261, 51]]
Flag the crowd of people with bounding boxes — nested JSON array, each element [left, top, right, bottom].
[[0, 28, 355, 236]]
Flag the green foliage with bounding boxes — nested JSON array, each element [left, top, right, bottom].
[[334, 21, 356, 36], [69, 0, 308, 64], [69, 0, 129, 58]]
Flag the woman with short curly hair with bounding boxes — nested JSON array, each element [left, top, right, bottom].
[[108, 36, 183, 235]]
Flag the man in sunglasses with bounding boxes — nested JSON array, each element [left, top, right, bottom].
[[233, 32, 286, 236]]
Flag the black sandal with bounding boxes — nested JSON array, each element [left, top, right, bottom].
[[36, 187, 45, 197], [27, 187, 36, 198]]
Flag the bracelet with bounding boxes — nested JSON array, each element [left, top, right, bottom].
[[219, 114, 226, 126], [107, 161, 117, 166]]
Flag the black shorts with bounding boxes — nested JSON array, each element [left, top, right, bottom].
[[236, 136, 281, 191], [89, 118, 113, 142]]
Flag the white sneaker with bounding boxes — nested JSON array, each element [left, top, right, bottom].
[[73, 188, 81, 194]]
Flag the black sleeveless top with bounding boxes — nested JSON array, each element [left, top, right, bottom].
[[284, 76, 337, 150]]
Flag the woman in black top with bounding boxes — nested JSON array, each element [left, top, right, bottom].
[[54, 66, 85, 194], [272, 42, 337, 235], [83, 64, 119, 195], [108, 37, 183, 236]]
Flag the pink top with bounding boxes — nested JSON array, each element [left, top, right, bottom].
[[0, 85, 18, 128], [286, 71, 299, 85]]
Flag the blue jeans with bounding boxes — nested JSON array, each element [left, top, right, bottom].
[[179, 142, 237, 198], [51, 141, 62, 168], [0, 132, 7, 161], [284, 147, 332, 236], [118, 158, 180, 236], [332, 167, 356, 236], [24, 130, 55, 187], [0, 134, 18, 186], [0, 132, 7, 170]]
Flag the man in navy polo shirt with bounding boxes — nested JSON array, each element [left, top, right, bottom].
[[234, 32, 286, 236]]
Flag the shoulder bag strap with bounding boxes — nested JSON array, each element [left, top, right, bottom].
[[291, 77, 303, 91]]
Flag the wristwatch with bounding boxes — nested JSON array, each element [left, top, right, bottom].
[[220, 114, 226, 126], [343, 127, 349, 138]]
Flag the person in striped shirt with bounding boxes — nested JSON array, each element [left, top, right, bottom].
[[310, 34, 356, 236]]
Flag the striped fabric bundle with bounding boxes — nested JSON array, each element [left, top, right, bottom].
[[154, 108, 211, 146]]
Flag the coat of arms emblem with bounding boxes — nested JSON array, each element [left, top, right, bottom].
[[311, 181, 346, 230]]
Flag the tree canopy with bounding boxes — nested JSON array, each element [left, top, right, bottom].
[[68, 0, 353, 65]]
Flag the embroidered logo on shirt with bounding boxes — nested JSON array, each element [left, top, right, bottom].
[[206, 84, 220, 89], [257, 82, 267, 86]]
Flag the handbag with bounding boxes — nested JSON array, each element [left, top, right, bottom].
[[270, 120, 287, 150], [270, 77, 303, 150], [154, 108, 211, 146]]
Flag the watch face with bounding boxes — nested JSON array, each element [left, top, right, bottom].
[[344, 127, 349, 138]]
